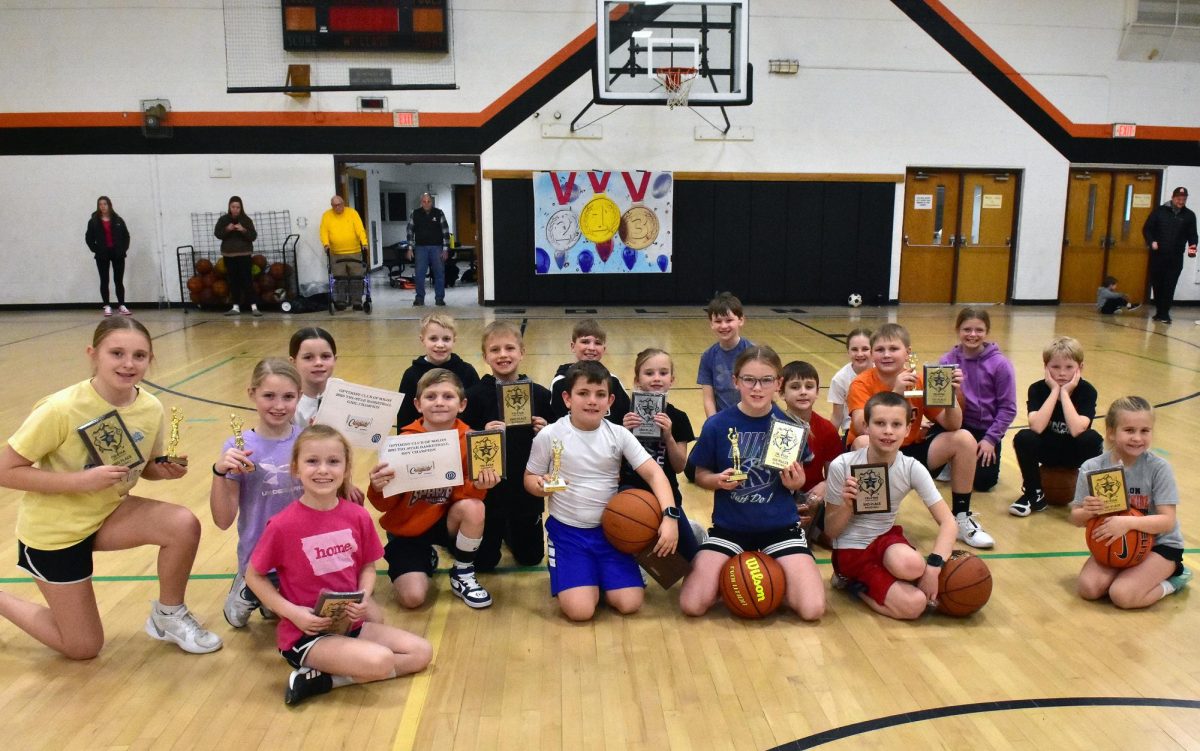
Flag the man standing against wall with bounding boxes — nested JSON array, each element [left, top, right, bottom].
[[1142, 186, 1198, 324], [407, 192, 451, 307]]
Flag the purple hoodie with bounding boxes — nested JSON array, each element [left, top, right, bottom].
[[939, 341, 1017, 447]]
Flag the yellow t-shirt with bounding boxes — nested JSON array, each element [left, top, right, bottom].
[[319, 207, 368, 255], [8, 380, 164, 550]]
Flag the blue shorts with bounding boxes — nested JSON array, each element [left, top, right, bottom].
[[545, 515, 644, 596]]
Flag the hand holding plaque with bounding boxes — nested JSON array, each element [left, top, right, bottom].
[[543, 439, 568, 493], [1086, 466, 1129, 515], [763, 417, 807, 471], [630, 391, 666, 439], [850, 463, 891, 514], [312, 590, 365, 635], [923, 365, 958, 408], [467, 429, 506, 481], [497, 379, 533, 426], [77, 410, 145, 470], [155, 406, 188, 466]]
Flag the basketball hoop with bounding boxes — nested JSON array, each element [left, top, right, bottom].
[[655, 66, 698, 109]]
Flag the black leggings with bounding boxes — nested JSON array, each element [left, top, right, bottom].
[[225, 255, 253, 309], [1013, 427, 1103, 491], [94, 253, 126, 305]]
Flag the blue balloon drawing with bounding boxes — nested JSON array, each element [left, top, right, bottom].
[[622, 247, 638, 270], [657, 254, 669, 272], [651, 173, 673, 199], [535, 247, 550, 275], [554, 249, 567, 269], [578, 249, 595, 273]]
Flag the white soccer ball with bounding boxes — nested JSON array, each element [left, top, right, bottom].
[[847, 293, 863, 308]]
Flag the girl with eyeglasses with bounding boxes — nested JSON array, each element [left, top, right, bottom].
[[678, 345, 826, 621]]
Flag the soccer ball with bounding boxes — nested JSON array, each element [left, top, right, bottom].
[[847, 293, 863, 308]]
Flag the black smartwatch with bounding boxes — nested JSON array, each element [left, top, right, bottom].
[[662, 506, 682, 520], [925, 553, 945, 568]]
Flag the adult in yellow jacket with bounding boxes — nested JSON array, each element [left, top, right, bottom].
[[319, 195, 367, 256]]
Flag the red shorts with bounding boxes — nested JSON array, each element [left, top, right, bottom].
[[831, 525, 914, 606]]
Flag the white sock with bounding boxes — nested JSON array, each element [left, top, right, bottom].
[[331, 675, 356, 689], [1161, 580, 1176, 598], [251, 304, 259, 311], [456, 531, 482, 553], [230, 305, 240, 312], [155, 600, 185, 616]]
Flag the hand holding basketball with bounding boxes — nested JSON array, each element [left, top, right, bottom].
[[935, 551, 992, 617], [653, 515, 678, 557], [601, 489, 662, 554], [917, 563, 940, 602], [1085, 508, 1150, 569], [1089, 513, 1133, 544]]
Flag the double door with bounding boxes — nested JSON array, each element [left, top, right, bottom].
[[1059, 170, 1159, 303], [899, 169, 1019, 303]]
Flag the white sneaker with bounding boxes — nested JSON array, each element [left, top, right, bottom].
[[223, 573, 259, 628], [955, 512, 994, 549], [117, 305, 132, 316], [224, 306, 240, 316], [145, 603, 223, 654], [102, 305, 113, 317]]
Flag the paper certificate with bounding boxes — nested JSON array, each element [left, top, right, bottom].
[[850, 463, 891, 514], [923, 365, 957, 408], [378, 430, 465, 496], [497, 380, 533, 426], [763, 417, 807, 471], [630, 391, 666, 439], [77, 410, 144, 469], [466, 429, 506, 480], [313, 378, 406, 448], [1087, 466, 1130, 515]]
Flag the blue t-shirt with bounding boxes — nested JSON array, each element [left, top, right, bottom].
[[689, 404, 802, 533], [697, 338, 753, 413]]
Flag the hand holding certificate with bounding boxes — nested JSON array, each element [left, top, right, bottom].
[[377, 430, 465, 497], [315, 378, 407, 448]]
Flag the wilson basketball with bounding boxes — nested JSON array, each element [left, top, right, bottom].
[[936, 550, 992, 617], [194, 258, 213, 275], [601, 489, 661, 554], [721, 551, 785, 619], [1086, 508, 1151, 569]]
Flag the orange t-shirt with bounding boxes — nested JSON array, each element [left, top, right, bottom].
[[367, 419, 486, 537], [845, 368, 943, 446]]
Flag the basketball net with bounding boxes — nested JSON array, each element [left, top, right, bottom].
[[655, 67, 698, 109]]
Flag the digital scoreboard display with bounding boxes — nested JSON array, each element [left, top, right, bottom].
[[282, 1, 449, 52]]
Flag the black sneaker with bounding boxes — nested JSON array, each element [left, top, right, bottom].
[[284, 668, 333, 706], [413, 299, 425, 307], [1008, 490, 1047, 517]]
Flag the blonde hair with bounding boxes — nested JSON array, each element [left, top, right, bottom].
[[1042, 336, 1084, 365], [291, 424, 354, 498], [634, 347, 672, 375], [1104, 396, 1153, 435], [870, 323, 911, 349], [250, 357, 301, 391], [480, 320, 523, 353], [420, 313, 458, 336], [415, 368, 465, 400]]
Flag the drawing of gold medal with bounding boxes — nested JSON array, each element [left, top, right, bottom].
[[579, 194, 621, 243]]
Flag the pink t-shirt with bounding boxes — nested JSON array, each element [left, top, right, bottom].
[[250, 498, 384, 651]]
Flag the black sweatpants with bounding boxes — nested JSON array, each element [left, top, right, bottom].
[[1012, 427, 1103, 492]]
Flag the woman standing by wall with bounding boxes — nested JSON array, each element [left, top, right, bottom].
[[214, 195, 260, 317], [85, 196, 131, 316]]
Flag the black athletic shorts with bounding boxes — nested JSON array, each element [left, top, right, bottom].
[[700, 524, 812, 559], [384, 515, 453, 580], [280, 626, 363, 669], [1152, 544, 1184, 578], [17, 532, 99, 584]]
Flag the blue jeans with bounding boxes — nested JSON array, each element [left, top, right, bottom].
[[413, 244, 445, 303]]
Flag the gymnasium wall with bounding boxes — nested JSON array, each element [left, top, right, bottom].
[[1, 0, 1198, 306]]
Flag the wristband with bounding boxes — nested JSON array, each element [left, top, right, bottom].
[[212, 463, 229, 478], [925, 553, 945, 568]]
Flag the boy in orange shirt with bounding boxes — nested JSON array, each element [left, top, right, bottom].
[[845, 324, 993, 549], [368, 369, 500, 609]]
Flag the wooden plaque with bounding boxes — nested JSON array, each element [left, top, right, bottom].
[[630, 391, 666, 439], [1087, 465, 1130, 515], [77, 410, 144, 469], [497, 380, 534, 426], [466, 429, 506, 481], [850, 462, 891, 514], [763, 417, 807, 470], [923, 365, 957, 408]]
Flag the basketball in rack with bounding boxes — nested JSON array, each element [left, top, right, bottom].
[[655, 66, 698, 109]]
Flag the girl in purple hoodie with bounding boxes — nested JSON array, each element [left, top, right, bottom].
[[938, 307, 1017, 491]]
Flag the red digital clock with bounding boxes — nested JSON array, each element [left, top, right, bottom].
[[282, 0, 448, 52]]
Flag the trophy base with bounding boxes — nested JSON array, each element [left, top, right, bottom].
[[902, 390, 924, 398], [727, 471, 748, 483], [543, 480, 568, 493], [155, 455, 189, 466]]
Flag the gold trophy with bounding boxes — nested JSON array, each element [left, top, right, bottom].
[[727, 428, 748, 482], [542, 439, 568, 493], [155, 406, 188, 465], [903, 352, 924, 398], [230, 413, 255, 471]]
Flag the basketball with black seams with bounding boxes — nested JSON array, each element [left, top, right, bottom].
[[601, 489, 661, 554], [721, 551, 785, 619], [936, 550, 992, 617], [1086, 508, 1151, 569]]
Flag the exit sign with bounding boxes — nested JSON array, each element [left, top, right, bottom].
[[392, 110, 420, 127], [1112, 123, 1137, 138]]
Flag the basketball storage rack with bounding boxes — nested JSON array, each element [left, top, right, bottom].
[[175, 210, 299, 311]]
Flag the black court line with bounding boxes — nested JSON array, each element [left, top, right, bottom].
[[769, 696, 1200, 750], [147, 319, 215, 341], [789, 317, 856, 345], [0, 321, 99, 349], [1089, 313, 1200, 351], [141, 380, 253, 411], [519, 317, 528, 337]]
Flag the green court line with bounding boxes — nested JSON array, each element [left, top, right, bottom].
[[162, 356, 236, 390], [2, 553, 1194, 585]]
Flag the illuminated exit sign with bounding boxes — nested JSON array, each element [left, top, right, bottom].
[[1112, 123, 1137, 138], [393, 110, 420, 127]]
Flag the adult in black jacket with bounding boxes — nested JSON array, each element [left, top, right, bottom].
[[85, 196, 132, 316], [1142, 186, 1198, 324], [213, 195, 260, 316]]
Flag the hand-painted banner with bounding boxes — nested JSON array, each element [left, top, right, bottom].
[[533, 170, 673, 275]]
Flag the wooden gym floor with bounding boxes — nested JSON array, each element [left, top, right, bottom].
[[1, 293, 1199, 750]]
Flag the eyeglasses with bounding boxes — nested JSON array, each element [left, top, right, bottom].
[[737, 375, 778, 388]]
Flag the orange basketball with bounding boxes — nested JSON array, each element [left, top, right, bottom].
[[721, 551, 785, 619], [1086, 508, 1151, 569], [601, 489, 661, 554], [211, 279, 229, 297], [186, 275, 204, 293], [251, 253, 268, 269], [936, 550, 992, 617], [195, 258, 214, 275], [269, 262, 287, 280]]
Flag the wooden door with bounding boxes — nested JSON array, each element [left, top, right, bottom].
[[1060, 170, 1111, 302], [900, 170, 960, 303], [955, 171, 1017, 302], [453, 184, 478, 246], [1103, 171, 1157, 304]]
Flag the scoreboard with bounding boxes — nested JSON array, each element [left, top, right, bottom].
[[282, 0, 449, 52]]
